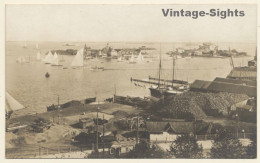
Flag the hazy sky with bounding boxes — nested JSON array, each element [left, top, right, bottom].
[[6, 4, 257, 42]]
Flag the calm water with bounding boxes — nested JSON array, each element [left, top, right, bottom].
[[6, 41, 255, 117]]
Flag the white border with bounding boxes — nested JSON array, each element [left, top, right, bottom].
[[0, 0, 259, 163]]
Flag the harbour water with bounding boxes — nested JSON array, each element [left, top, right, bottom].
[[6, 41, 255, 117]]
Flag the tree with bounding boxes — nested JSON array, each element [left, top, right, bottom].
[[211, 131, 247, 158], [170, 134, 203, 158], [125, 140, 166, 158]]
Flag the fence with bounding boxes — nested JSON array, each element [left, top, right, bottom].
[[6, 142, 113, 159]]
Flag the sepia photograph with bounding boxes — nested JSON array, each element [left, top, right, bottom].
[[4, 3, 257, 159]]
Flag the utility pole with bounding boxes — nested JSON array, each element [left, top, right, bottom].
[[96, 107, 99, 156], [57, 95, 60, 124], [136, 115, 139, 145], [103, 114, 105, 158], [114, 84, 117, 95], [235, 114, 239, 138], [58, 95, 59, 106], [194, 117, 197, 139]]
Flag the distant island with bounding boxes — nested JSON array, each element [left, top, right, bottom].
[[166, 42, 247, 58], [48, 44, 156, 59]]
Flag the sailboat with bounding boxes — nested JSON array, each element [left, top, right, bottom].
[[36, 43, 39, 49], [51, 52, 62, 66], [129, 54, 136, 64], [148, 45, 189, 98], [22, 42, 27, 48], [117, 56, 123, 62], [70, 48, 84, 68], [16, 56, 27, 63], [6, 92, 25, 119], [90, 51, 104, 71], [36, 52, 42, 61], [136, 51, 144, 63], [43, 51, 54, 64]]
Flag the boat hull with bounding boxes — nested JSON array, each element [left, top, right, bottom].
[[149, 87, 182, 98], [149, 88, 165, 98]]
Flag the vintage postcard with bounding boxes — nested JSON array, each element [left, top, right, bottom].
[[2, 0, 258, 160]]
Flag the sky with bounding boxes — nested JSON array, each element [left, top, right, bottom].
[[5, 4, 257, 43]]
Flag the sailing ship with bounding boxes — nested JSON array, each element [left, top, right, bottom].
[[136, 51, 144, 63], [36, 43, 39, 49], [51, 52, 62, 66], [148, 46, 189, 98], [117, 56, 124, 62], [43, 51, 54, 64], [71, 48, 84, 68], [5, 92, 25, 119], [129, 54, 136, 64]]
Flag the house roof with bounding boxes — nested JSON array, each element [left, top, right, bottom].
[[213, 77, 256, 87], [146, 121, 194, 134], [236, 105, 253, 110], [227, 69, 257, 78], [190, 79, 256, 97], [207, 82, 256, 97], [111, 139, 136, 148], [190, 80, 212, 90]]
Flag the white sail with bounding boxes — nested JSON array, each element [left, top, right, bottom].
[[51, 52, 60, 65], [136, 52, 144, 62], [5, 92, 25, 113], [36, 52, 41, 61], [36, 43, 39, 49], [71, 48, 84, 67], [44, 51, 54, 64], [130, 54, 135, 62]]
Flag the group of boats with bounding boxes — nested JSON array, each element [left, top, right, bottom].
[[131, 46, 190, 98], [17, 43, 105, 71], [118, 52, 152, 64]]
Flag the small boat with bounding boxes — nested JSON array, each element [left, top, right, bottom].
[[71, 48, 84, 68], [45, 72, 50, 78], [129, 54, 136, 64], [117, 57, 124, 62], [43, 51, 54, 64], [22, 42, 27, 48], [51, 52, 62, 66], [90, 66, 105, 71], [136, 52, 144, 63]]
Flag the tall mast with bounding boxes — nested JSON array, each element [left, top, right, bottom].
[[158, 43, 161, 88], [229, 47, 234, 69], [96, 106, 99, 155], [172, 45, 175, 87]]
